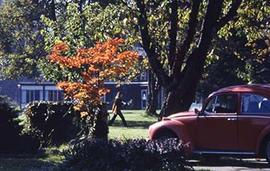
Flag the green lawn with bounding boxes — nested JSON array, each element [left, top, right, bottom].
[[0, 110, 157, 170], [108, 110, 157, 139], [0, 150, 64, 171]]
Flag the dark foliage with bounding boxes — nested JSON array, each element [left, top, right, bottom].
[[22, 101, 82, 147], [64, 138, 193, 171], [0, 95, 39, 153]]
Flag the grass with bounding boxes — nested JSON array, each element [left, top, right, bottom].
[[0, 110, 157, 170], [0, 152, 63, 171], [108, 110, 157, 139]]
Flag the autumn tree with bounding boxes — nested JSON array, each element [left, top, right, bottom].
[[39, 2, 141, 81], [49, 38, 138, 139]]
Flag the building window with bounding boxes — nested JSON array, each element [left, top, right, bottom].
[[46, 90, 64, 101], [140, 72, 148, 81], [26, 90, 40, 103], [141, 89, 148, 109], [101, 95, 106, 103]]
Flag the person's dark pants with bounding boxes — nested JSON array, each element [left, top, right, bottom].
[[109, 111, 127, 127]]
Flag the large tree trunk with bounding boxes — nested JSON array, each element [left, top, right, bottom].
[[162, 49, 207, 116], [163, 87, 195, 116], [93, 103, 109, 139], [146, 71, 160, 116]]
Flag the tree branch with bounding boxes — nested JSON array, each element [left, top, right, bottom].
[[216, 0, 242, 30], [120, 0, 139, 12], [181, 0, 225, 85], [198, 0, 224, 50], [135, 0, 169, 87], [49, 0, 56, 21], [168, 0, 178, 71], [172, 0, 201, 76]]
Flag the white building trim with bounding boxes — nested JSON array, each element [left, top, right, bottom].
[[104, 81, 148, 85], [21, 85, 43, 90]]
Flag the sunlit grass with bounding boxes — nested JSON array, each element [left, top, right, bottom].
[[108, 110, 157, 139]]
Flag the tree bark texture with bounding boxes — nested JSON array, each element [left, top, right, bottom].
[[146, 71, 160, 116], [93, 103, 109, 139]]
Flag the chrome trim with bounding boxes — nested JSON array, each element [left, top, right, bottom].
[[227, 117, 237, 121], [238, 115, 270, 119], [193, 150, 255, 155], [198, 115, 270, 119], [198, 115, 237, 118]]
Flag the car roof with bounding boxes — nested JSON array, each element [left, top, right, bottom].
[[209, 84, 270, 97]]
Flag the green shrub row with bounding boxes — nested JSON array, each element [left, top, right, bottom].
[[63, 138, 193, 171]]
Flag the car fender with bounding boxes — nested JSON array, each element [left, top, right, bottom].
[[149, 119, 193, 150], [256, 124, 270, 155]]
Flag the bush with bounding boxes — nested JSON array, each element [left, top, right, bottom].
[[63, 138, 193, 171], [0, 95, 39, 153], [21, 101, 82, 147]]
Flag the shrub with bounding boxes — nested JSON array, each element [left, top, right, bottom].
[[0, 95, 39, 153], [63, 138, 193, 171], [21, 101, 82, 147]]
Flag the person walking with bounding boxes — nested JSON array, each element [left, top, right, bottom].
[[108, 91, 128, 127]]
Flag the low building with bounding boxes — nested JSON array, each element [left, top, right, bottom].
[[0, 72, 163, 110], [17, 80, 151, 110]]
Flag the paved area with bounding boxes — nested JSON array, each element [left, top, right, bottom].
[[190, 158, 270, 171]]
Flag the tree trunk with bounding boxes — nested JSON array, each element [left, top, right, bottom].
[[162, 82, 197, 116], [146, 71, 160, 116], [161, 49, 206, 117], [93, 103, 109, 139]]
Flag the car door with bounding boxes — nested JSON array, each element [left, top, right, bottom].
[[238, 93, 270, 152], [196, 93, 238, 151]]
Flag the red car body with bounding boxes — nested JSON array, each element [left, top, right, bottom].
[[149, 84, 270, 161]]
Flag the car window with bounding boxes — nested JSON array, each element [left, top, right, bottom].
[[205, 97, 216, 113], [241, 93, 270, 114], [205, 94, 237, 114]]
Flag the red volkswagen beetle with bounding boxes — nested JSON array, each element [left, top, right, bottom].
[[149, 84, 270, 162]]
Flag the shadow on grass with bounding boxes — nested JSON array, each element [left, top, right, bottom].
[[190, 157, 269, 169], [0, 157, 58, 171], [0, 149, 64, 171], [109, 120, 155, 128]]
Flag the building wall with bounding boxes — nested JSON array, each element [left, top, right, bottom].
[[17, 81, 159, 110], [0, 71, 163, 109]]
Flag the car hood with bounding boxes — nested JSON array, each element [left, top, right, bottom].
[[167, 111, 197, 119]]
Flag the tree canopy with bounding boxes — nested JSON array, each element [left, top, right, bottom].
[[0, 0, 269, 116], [49, 38, 138, 117], [199, 0, 270, 97]]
